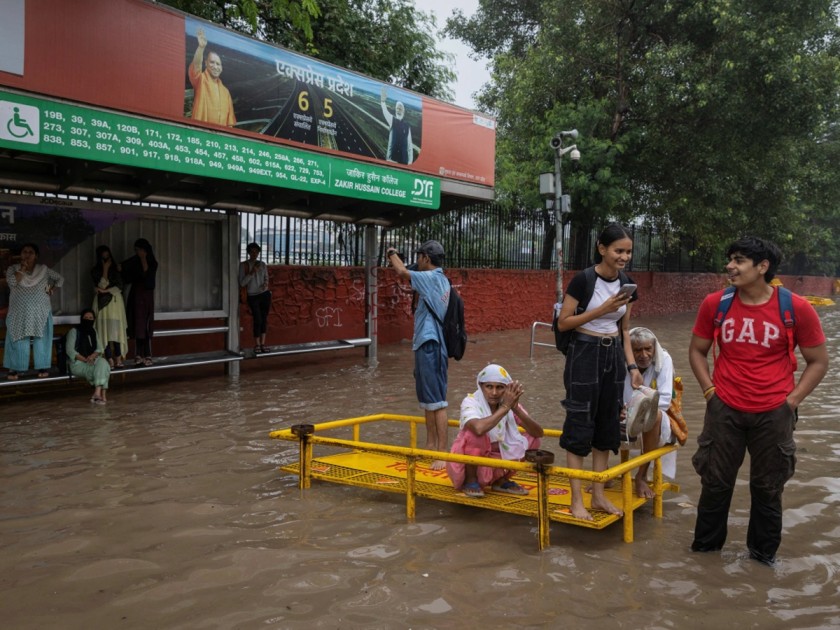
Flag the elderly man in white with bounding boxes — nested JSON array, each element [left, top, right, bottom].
[[623, 327, 679, 498]]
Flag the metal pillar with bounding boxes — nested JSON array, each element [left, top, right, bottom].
[[364, 224, 378, 362]]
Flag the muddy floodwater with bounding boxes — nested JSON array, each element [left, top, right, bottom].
[[1, 308, 839, 629]]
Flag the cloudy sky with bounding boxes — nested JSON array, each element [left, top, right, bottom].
[[412, 0, 491, 110]]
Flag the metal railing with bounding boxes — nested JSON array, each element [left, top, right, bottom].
[[239, 205, 729, 273]]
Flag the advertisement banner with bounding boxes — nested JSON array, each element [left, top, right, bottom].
[[184, 19, 424, 167], [0, 0, 495, 187]]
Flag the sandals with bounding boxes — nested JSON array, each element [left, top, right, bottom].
[[491, 480, 529, 496], [37, 371, 50, 378], [143, 357, 153, 366], [90, 397, 107, 405], [114, 360, 124, 369], [134, 357, 144, 366], [6, 371, 19, 381], [462, 482, 485, 498]]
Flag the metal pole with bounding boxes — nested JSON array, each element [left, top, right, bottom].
[[364, 224, 378, 362], [554, 150, 564, 305]]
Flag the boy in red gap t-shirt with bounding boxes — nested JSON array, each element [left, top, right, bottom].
[[688, 237, 828, 566]]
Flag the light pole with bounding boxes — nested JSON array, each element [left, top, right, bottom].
[[542, 129, 580, 306]]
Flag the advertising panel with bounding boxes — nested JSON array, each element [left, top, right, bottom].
[[0, 0, 495, 187]]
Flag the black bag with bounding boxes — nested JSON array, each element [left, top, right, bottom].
[[425, 279, 467, 361], [97, 292, 113, 310], [552, 267, 631, 355]]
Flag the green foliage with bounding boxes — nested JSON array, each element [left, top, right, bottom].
[[449, 0, 840, 274]]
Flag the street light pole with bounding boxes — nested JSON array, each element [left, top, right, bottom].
[[549, 130, 580, 307]]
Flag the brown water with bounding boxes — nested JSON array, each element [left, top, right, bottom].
[[2, 308, 839, 629]]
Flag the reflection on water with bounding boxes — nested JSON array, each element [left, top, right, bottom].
[[1, 308, 839, 628]]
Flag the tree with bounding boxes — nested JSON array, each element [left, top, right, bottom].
[[448, 0, 840, 272], [160, 0, 454, 100]]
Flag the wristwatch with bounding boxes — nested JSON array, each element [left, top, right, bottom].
[[627, 363, 639, 373]]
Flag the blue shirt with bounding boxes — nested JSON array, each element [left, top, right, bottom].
[[410, 267, 450, 351]]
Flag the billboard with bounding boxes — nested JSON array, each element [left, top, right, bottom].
[[0, 0, 495, 188]]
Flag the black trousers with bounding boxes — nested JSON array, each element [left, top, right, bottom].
[[691, 394, 796, 563], [247, 291, 271, 337]]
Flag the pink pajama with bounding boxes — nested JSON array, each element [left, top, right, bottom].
[[446, 429, 541, 490]]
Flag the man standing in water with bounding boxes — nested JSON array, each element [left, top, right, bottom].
[[188, 27, 236, 127], [688, 236, 828, 565], [386, 241, 450, 468]]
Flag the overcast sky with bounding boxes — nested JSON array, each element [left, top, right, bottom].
[[412, 0, 491, 111]]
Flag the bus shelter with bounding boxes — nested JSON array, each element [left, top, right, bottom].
[[0, 0, 495, 376]]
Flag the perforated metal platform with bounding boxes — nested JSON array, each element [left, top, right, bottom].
[[271, 413, 681, 548]]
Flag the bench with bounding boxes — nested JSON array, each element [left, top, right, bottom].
[[251, 337, 372, 358], [0, 316, 241, 389]]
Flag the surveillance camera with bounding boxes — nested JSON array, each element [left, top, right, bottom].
[[549, 136, 562, 150], [570, 148, 581, 161]]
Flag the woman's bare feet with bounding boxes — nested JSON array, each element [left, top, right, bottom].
[[590, 496, 623, 516], [430, 459, 446, 471], [635, 476, 655, 499], [569, 503, 595, 521]]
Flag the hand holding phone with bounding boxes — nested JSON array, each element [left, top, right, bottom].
[[616, 283, 637, 300]]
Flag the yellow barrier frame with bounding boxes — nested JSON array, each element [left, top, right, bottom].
[[270, 413, 680, 550]]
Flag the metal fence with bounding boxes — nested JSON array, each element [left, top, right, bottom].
[[240, 204, 723, 273]]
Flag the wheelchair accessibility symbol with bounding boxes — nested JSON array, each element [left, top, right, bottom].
[[0, 101, 40, 144]]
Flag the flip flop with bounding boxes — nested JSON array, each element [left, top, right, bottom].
[[462, 482, 485, 498], [143, 357, 153, 366], [491, 480, 529, 496], [626, 386, 660, 438], [6, 371, 19, 381], [37, 371, 50, 378]]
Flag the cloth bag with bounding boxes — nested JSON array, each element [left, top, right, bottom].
[[666, 377, 689, 446]]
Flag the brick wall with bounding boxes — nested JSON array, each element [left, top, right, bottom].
[[238, 267, 836, 347]]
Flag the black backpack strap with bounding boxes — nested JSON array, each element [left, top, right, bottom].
[[422, 277, 450, 327]]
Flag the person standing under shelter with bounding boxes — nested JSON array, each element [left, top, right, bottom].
[[121, 238, 158, 366], [188, 27, 236, 127], [386, 241, 450, 469], [3, 242, 63, 379], [239, 242, 271, 354], [91, 244, 128, 369], [689, 236, 828, 566]]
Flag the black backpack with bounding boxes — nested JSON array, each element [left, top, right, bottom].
[[424, 278, 467, 360], [551, 266, 631, 355]]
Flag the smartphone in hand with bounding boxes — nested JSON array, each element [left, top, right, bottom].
[[616, 283, 637, 299]]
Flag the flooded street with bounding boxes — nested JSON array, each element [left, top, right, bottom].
[[2, 307, 839, 629]]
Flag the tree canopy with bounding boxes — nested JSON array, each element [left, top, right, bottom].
[[448, 0, 840, 273], [160, 0, 455, 100]]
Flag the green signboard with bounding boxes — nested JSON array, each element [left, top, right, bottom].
[[0, 89, 440, 210]]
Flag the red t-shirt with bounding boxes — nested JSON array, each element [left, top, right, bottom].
[[693, 288, 826, 412]]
